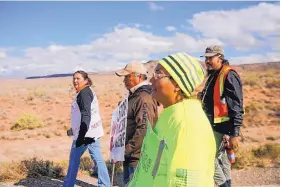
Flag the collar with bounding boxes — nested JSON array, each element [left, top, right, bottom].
[[129, 81, 150, 94]]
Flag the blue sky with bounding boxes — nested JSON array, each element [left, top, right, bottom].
[[0, 1, 279, 77]]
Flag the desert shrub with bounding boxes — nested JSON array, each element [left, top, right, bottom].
[[0, 158, 64, 182], [252, 143, 280, 160], [11, 114, 43, 131], [265, 79, 280, 88], [245, 102, 264, 113], [22, 157, 64, 179], [105, 160, 123, 175], [243, 76, 260, 87], [232, 143, 280, 169], [265, 103, 280, 112], [105, 160, 123, 186], [266, 136, 276, 141], [0, 162, 27, 182], [80, 156, 93, 172], [26, 90, 46, 101], [232, 147, 254, 169], [43, 133, 51, 138], [79, 157, 123, 186], [54, 132, 62, 136]]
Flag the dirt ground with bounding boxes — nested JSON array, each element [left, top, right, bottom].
[[0, 61, 279, 186]]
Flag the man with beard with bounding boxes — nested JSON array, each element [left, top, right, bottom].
[[198, 45, 244, 187]]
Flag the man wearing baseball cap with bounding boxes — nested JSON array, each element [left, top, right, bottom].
[[115, 62, 158, 185], [198, 45, 244, 187]]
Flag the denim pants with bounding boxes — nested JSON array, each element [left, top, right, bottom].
[[123, 162, 136, 185], [62, 139, 111, 187]]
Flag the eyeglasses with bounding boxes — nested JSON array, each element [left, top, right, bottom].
[[153, 72, 172, 80]]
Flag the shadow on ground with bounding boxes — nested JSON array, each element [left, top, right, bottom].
[[14, 176, 97, 187]]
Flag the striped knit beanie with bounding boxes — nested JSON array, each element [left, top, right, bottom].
[[158, 52, 205, 97]]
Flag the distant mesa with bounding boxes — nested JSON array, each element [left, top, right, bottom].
[[25, 61, 280, 79], [26, 73, 73, 79]]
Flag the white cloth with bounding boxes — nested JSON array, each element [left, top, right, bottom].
[[71, 88, 104, 140], [129, 81, 150, 94]]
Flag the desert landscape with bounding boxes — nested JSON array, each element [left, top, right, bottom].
[[0, 61, 279, 187]]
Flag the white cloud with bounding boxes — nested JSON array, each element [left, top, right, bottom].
[[166, 26, 176, 32], [0, 22, 278, 78], [148, 2, 164, 11], [0, 26, 224, 77], [0, 49, 7, 58], [229, 52, 280, 65], [189, 2, 280, 50]]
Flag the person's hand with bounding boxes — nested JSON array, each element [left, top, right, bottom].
[[197, 92, 203, 100], [111, 160, 120, 164], [67, 128, 73, 136], [229, 136, 239, 150], [75, 138, 84, 147], [84, 137, 95, 146]]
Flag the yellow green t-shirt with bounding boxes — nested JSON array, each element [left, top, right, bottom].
[[127, 99, 216, 187]]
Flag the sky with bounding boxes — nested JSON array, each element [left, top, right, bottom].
[[0, 1, 280, 78]]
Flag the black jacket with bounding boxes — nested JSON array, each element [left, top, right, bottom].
[[201, 65, 243, 136], [125, 84, 158, 167], [76, 87, 95, 146]]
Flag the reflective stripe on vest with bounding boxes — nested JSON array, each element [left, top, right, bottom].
[[213, 65, 233, 124]]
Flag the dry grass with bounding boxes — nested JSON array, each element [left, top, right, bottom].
[[245, 102, 264, 113], [0, 156, 123, 184], [11, 114, 43, 131], [243, 77, 260, 87], [0, 157, 64, 182], [26, 90, 47, 102], [252, 143, 280, 160], [0, 162, 27, 182], [233, 143, 280, 169], [266, 136, 277, 141], [22, 157, 64, 179], [265, 79, 280, 88], [0, 62, 279, 185], [80, 156, 94, 173]]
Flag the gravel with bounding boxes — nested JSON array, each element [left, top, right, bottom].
[[232, 167, 280, 186], [0, 167, 279, 187]]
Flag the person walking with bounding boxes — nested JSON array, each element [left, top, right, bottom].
[[63, 70, 110, 187], [198, 45, 244, 187], [115, 62, 158, 185], [127, 52, 216, 187]]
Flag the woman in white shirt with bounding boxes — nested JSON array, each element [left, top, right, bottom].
[[62, 70, 110, 187]]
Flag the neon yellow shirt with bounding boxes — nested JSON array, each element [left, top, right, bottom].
[[127, 99, 216, 187]]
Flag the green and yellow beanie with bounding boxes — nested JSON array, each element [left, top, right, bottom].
[[158, 52, 205, 97]]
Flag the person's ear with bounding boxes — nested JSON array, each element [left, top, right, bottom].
[[174, 86, 181, 93]]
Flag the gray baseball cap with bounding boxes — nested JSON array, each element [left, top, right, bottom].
[[201, 45, 224, 57]]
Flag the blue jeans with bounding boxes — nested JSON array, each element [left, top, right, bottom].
[[62, 139, 110, 187], [123, 162, 136, 185]]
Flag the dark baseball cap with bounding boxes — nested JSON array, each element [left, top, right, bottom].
[[201, 45, 224, 57]]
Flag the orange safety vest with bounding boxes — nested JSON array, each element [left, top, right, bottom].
[[213, 65, 236, 124]]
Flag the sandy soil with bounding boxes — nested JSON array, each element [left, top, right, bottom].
[[0, 62, 279, 186]]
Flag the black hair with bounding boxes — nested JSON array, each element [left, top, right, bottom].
[[219, 54, 230, 65], [73, 70, 92, 86]]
